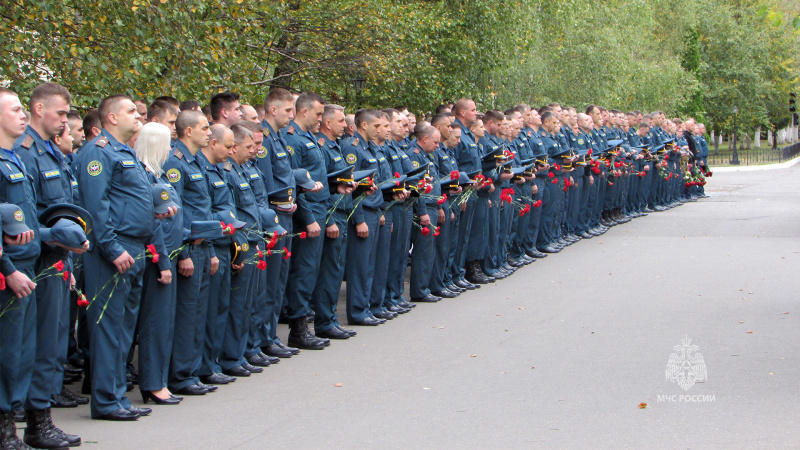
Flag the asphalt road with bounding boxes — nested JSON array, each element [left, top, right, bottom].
[[49, 162, 800, 449]]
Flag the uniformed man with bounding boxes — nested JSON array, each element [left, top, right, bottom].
[[163, 110, 217, 396], [15, 82, 87, 446], [342, 109, 384, 326], [407, 125, 443, 303], [74, 94, 166, 421], [219, 124, 264, 376], [196, 124, 238, 386], [0, 88, 48, 446], [282, 92, 332, 349], [257, 88, 299, 359], [452, 99, 492, 286], [313, 105, 357, 340], [431, 116, 462, 297], [209, 92, 242, 127]]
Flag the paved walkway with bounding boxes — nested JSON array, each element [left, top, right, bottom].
[[50, 164, 800, 448]]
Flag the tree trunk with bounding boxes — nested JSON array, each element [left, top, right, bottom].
[[754, 126, 761, 148]]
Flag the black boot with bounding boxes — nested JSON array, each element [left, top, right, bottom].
[[287, 317, 325, 350], [23, 409, 69, 449], [1, 411, 31, 449], [41, 409, 80, 447], [465, 261, 489, 285]]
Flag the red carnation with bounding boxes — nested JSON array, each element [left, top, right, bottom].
[[299, 232, 307, 239], [54, 260, 65, 272], [563, 186, 568, 192], [258, 250, 263, 258], [424, 185, 432, 194], [450, 171, 459, 180], [534, 200, 542, 208], [485, 178, 493, 185], [551, 179, 557, 184], [614, 162, 621, 168], [394, 172, 400, 178], [421, 227, 430, 236], [588, 149, 593, 155], [77, 293, 89, 307], [257, 260, 267, 271], [267, 249, 272, 256], [0, 273, 5, 290], [283, 247, 291, 260], [433, 226, 440, 237], [437, 194, 447, 205], [548, 172, 555, 178]]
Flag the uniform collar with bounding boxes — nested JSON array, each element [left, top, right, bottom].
[[101, 129, 133, 154]]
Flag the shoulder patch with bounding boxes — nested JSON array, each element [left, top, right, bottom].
[[20, 135, 33, 149], [166, 168, 181, 183], [87, 160, 103, 176], [414, 148, 420, 154], [346, 153, 357, 164], [412, 161, 420, 169], [287, 126, 295, 134], [352, 138, 359, 146], [223, 161, 233, 171], [318, 138, 325, 146], [96, 136, 109, 148], [174, 149, 184, 160]]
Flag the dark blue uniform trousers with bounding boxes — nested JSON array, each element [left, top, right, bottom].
[[0, 264, 36, 413], [385, 206, 412, 306], [369, 207, 393, 314], [345, 207, 380, 323], [409, 205, 437, 299], [312, 210, 347, 333], [431, 202, 452, 293], [85, 239, 145, 418], [220, 244, 258, 370], [169, 243, 210, 390], [200, 246, 230, 376], [285, 202, 327, 320], [266, 209, 293, 346], [27, 247, 69, 410]]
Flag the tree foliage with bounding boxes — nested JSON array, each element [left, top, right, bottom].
[[1, 0, 797, 133]]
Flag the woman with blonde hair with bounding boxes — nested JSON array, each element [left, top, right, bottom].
[[134, 122, 184, 405]]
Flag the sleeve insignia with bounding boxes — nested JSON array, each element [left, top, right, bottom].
[[87, 160, 103, 176], [345, 153, 357, 164], [166, 168, 181, 183]]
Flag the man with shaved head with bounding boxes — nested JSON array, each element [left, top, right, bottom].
[[163, 109, 219, 396], [239, 104, 259, 123]]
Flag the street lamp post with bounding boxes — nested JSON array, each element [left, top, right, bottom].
[[731, 105, 740, 165]]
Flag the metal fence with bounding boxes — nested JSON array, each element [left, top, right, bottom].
[[707, 143, 800, 166]]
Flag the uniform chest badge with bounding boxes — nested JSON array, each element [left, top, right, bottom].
[[287, 145, 294, 155], [412, 161, 420, 169], [87, 161, 102, 176], [578, 139, 584, 145], [257, 147, 267, 159], [346, 154, 357, 164]]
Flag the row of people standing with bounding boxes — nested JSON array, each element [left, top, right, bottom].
[[0, 84, 709, 449]]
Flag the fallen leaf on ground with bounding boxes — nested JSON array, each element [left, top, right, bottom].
[[334, 383, 343, 387], [782, 312, 789, 314], [638, 403, 647, 409], [746, 331, 753, 334], [470, 354, 477, 358]]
